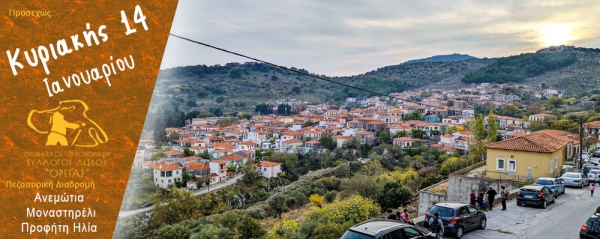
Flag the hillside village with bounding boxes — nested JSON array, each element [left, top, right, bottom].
[[118, 82, 600, 239]]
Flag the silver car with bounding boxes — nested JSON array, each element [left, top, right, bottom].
[[559, 172, 590, 188]]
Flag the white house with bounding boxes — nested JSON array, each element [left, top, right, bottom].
[[153, 163, 183, 188], [257, 160, 282, 179]]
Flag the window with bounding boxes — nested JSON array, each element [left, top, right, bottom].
[[176, 171, 179, 174], [508, 160, 516, 172], [550, 160, 554, 173], [386, 229, 404, 239], [496, 158, 505, 170], [168, 179, 171, 183], [467, 206, 478, 214], [403, 227, 422, 238], [264, 168, 267, 171], [555, 157, 559, 169]]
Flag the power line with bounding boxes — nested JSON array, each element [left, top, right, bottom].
[[169, 34, 476, 117]]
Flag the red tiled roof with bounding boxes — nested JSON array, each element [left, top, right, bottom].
[[219, 153, 246, 161], [485, 132, 569, 153], [259, 161, 281, 167], [154, 163, 182, 171]]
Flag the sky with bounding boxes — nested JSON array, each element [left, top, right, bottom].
[[159, 0, 600, 76]]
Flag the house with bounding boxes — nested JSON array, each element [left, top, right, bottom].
[[528, 113, 557, 122], [187, 180, 198, 190], [354, 131, 375, 145], [484, 132, 570, 180], [153, 163, 183, 188], [332, 135, 352, 148], [186, 162, 210, 178], [209, 160, 228, 183], [423, 114, 441, 123], [257, 160, 282, 179], [393, 137, 418, 148], [219, 153, 249, 169], [163, 150, 184, 158]]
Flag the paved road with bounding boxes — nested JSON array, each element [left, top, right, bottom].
[[117, 174, 244, 219], [456, 156, 600, 239]]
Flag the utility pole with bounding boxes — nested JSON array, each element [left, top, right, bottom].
[[580, 117, 584, 169]]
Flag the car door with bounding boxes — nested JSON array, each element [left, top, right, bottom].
[[401, 227, 424, 239], [384, 229, 406, 239], [458, 206, 474, 230], [555, 179, 564, 193], [542, 187, 552, 201], [467, 205, 481, 226]]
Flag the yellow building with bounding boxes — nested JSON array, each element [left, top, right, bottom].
[[484, 131, 571, 180]]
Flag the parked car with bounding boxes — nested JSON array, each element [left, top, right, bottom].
[[516, 185, 555, 209], [533, 177, 566, 197], [592, 151, 600, 158], [559, 172, 590, 188], [424, 203, 486, 238], [141, 201, 153, 208], [588, 169, 600, 183], [579, 207, 600, 239], [340, 218, 436, 239]]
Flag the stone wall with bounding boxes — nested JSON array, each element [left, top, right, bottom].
[[418, 179, 448, 216], [447, 174, 522, 204]]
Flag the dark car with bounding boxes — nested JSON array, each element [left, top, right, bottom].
[[424, 203, 486, 238], [580, 207, 600, 239], [141, 201, 153, 208], [593, 151, 600, 158], [340, 218, 436, 239], [516, 185, 555, 209]]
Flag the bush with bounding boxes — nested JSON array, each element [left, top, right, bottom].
[[236, 216, 266, 239], [310, 222, 354, 239], [291, 190, 308, 206], [309, 194, 324, 207], [300, 219, 318, 238], [308, 195, 380, 225], [377, 181, 413, 209], [324, 191, 337, 204], [246, 208, 266, 220]]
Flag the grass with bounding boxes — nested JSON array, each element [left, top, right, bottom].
[[425, 181, 448, 195]]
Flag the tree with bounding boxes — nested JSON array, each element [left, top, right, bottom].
[[319, 135, 336, 150], [291, 86, 301, 94], [549, 119, 578, 133], [528, 121, 548, 132], [269, 195, 289, 218], [216, 118, 232, 127], [410, 129, 426, 139], [546, 96, 565, 109], [307, 195, 380, 225], [149, 187, 209, 228], [405, 111, 423, 120], [473, 116, 485, 141], [529, 102, 544, 114], [377, 181, 413, 209], [186, 100, 197, 107], [487, 112, 499, 143], [153, 118, 168, 143], [378, 131, 392, 145], [183, 147, 194, 157], [241, 165, 258, 184], [360, 155, 385, 176], [340, 173, 384, 199], [154, 224, 191, 239], [309, 194, 324, 207], [216, 96, 225, 103], [394, 131, 408, 138], [446, 100, 454, 107], [236, 216, 266, 239], [199, 150, 211, 159]]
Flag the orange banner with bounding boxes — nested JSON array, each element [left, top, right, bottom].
[[0, 1, 179, 238]]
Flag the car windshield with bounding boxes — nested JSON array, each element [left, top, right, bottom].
[[562, 173, 580, 178], [586, 217, 600, 233], [340, 230, 375, 239], [430, 206, 454, 217], [534, 179, 554, 185]]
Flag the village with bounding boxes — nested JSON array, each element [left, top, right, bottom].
[[118, 82, 600, 239]]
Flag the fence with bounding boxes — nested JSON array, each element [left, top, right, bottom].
[[450, 160, 487, 176], [482, 170, 532, 186]]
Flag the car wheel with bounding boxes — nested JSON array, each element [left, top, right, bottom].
[[517, 201, 521, 206], [542, 200, 547, 209], [552, 195, 556, 203], [455, 227, 464, 239], [479, 218, 487, 229], [581, 183, 585, 189]]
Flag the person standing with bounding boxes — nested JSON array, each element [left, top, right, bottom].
[[591, 183, 596, 197], [470, 190, 477, 206], [486, 186, 497, 211], [477, 192, 487, 211], [500, 186, 508, 210]]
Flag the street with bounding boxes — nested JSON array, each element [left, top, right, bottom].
[[456, 156, 600, 239], [117, 174, 244, 219]]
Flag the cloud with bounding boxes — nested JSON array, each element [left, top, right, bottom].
[[160, 0, 600, 76]]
